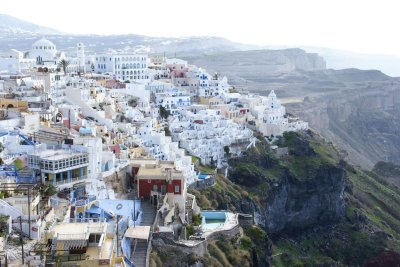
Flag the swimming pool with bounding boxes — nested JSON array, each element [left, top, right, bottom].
[[201, 211, 227, 230], [198, 173, 211, 180]]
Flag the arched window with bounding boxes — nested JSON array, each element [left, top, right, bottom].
[[130, 71, 133, 75], [130, 63, 133, 68], [133, 63, 136, 69], [122, 63, 125, 68]]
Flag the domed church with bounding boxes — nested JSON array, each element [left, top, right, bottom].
[[26, 37, 66, 65]]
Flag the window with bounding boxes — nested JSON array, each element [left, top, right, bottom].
[[153, 184, 158, 192], [161, 185, 167, 194], [89, 233, 102, 244], [174, 185, 180, 193]]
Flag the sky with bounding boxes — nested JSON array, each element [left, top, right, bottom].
[[2, 0, 400, 56]]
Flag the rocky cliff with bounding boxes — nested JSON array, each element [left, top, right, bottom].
[[188, 130, 400, 267], [266, 164, 345, 234], [183, 49, 326, 78], [289, 74, 400, 169], [228, 131, 346, 234]]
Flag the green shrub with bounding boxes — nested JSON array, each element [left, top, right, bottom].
[[240, 236, 252, 250], [193, 214, 202, 226], [186, 224, 195, 239]]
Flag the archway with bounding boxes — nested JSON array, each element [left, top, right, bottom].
[[55, 112, 63, 122]]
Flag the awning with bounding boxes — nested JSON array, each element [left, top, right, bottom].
[[62, 239, 88, 250], [124, 226, 151, 241]]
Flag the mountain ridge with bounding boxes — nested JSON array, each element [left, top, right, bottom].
[[0, 13, 61, 35], [1, 14, 400, 76]]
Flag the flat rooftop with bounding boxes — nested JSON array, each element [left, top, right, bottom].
[[124, 226, 151, 240], [137, 167, 163, 177], [31, 149, 87, 160], [137, 163, 183, 178], [50, 221, 106, 240]]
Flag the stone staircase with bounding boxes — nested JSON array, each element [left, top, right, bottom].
[[130, 199, 156, 267], [131, 239, 147, 267]]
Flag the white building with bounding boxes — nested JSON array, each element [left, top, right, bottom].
[[27, 38, 65, 66], [155, 92, 191, 115], [93, 53, 149, 83], [66, 43, 86, 73], [169, 109, 253, 167], [246, 90, 308, 136], [0, 49, 35, 74], [132, 119, 197, 184]]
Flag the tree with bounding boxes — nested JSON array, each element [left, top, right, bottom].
[[128, 98, 138, 107], [159, 105, 170, 119], [164, 126, 171, 136], [224, 146, 231, 157], [58, 59, 70, 74]]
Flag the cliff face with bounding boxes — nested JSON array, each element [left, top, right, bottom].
[[187, 131, 400, 266], [266, 165, 345, 234], [291, 79, 400, 169], [284, 48, 326, 71], [183, 49, 326, 78], [227, 131, 346, 234]]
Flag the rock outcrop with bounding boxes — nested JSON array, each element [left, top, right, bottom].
[[266, 164, 345, 234], [228, 131, 346, 234]]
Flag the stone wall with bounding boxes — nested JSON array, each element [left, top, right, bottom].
[[102, 165, 129, 198], [206, 224, 241, 241], [152, 231, 208, 266], [272, 147, 289, 158], [238, 213, 253, 227], [188, 176, 215, 190]]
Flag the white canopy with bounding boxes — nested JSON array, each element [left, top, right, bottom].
[[124, 226, 151, 240]]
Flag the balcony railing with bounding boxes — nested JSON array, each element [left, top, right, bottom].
[[45, 253, 87, 263], [45, 176, 88, 186]]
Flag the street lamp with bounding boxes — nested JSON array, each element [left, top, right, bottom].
[[19, 216, 24, 265]]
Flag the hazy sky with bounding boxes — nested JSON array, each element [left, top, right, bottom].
[[2, 0, 400, 56]]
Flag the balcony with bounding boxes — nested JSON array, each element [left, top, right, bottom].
[[45, 176, 88, 189]]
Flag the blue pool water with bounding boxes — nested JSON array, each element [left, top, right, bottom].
[[198, 173, 210, 179], [201, 211, 227, 229]]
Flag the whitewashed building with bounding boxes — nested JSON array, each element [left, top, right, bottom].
[[27, 38, 65, 66], [169, 109, 253, 167], [246, 90, 308, 136], [93, 53, 149, 83]]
